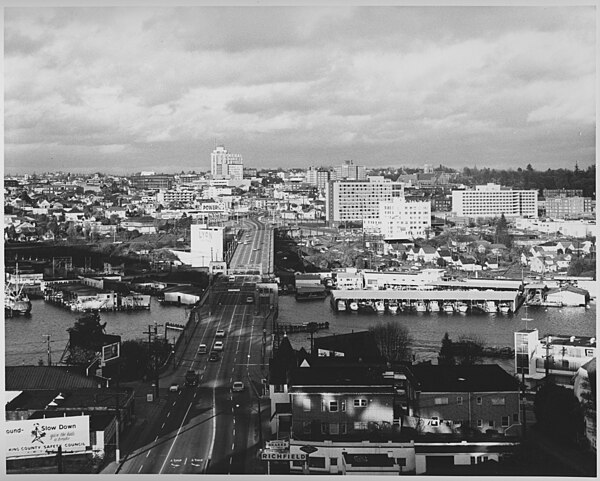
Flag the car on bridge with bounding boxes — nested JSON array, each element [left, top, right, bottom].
[[215, 329, 226, 338], [232, 381, 245, 392], [208, 351, 220, 362], [198, 343, 207, 354], [213, 340, 224, 351], [246, 296, 254, 304]]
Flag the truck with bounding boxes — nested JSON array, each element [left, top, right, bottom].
[[185, 369, 199, 387]]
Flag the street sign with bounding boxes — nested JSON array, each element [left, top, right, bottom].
[[299, 445, 318, 454], [261, 451, 306, 461], [265, 440, 289, 450]]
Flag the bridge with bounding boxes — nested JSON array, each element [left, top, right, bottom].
[[228, 216, 274, 276]]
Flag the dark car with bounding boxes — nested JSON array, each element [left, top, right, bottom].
[[208, 351, 220, 362]]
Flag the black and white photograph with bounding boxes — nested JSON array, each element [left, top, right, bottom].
[[3, 2, 597, 477]]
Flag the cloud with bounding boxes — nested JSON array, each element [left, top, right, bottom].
[[4, 6, 595, 174]]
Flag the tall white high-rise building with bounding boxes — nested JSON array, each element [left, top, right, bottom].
[[211, 145, 243, 180], [452, 183, 538, 218], [333, 160, 366, 181]]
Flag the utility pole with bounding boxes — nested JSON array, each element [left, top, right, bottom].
[[544, 335, 552, 383], [43, 335, 52, 366]]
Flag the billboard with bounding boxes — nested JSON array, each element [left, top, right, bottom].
[[190, 225, 224, 267], [102, 341, 120, 363], [6, 415, 90, 458]]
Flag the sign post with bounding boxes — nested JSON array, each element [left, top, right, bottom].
[[299, 445, 318, 475]]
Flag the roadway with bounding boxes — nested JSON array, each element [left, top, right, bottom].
[[229, 217, 274, 276], [118, 289, 268, 474]]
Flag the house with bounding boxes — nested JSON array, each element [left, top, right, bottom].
[[335, 271, 363, 290], [417, 246, 440, 264], [313, 331, 383, 363], [437, 248, 453, 264], [404, 364, 521, 437], [64, 207, 86, 222], [456, 256, 482, 272], [120, 216, 156, 234]]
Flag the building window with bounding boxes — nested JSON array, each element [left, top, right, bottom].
[[341, 400, 346, 412], [303, 421, 311, 434], [274, 384, 284, 393], [562, 359, 569, 369], [329, 401, 339, 412], [477, 419, 483, 427], [340, 423, 347, 434], [354, 399, 367, 407], [476, 396, 483, 405], [330, 457, 338, 466], [303, 398, 311, 412], [308, 456, 326, 469], [354, 422, 368, 430], [431, 416, 439, 427], [321, 423, 329, 434], [457, 396, 463, 405], [330, 423, 339, 435], [501, 416, 509, 427], [491, 397, 505, 406], [513, 413, 519, 423], [434, 397, 449, 405], [489, 420, 495, 427]]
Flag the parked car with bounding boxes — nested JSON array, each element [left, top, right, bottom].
[[213, 341, 224, 351], [232, 381, 245, 392], [208, 351, 220, 362]]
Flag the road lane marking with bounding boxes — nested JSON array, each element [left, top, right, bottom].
[[146, 450, 151, 457], [162, 422, 165, 429], [155, 436, 158, 442], [233, 428, 235, 436], [167, 412, 170, 418], [159, 401, 194, 474], [232, 443, 235, 451], [138, 465, 143, 473]]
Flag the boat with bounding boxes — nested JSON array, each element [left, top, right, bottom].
[[415, 301, 427, 312], [358, 300, 375, 312], [428, 300, 439, 312], [5, 265, 32, 316], [388, 301, 399, 314], [349, 301, 359, 312], [337, 299, 346, 312], [442, 302, 454, 313], [499, 303, 510, 314], [374, 300, 386, 313], [457, 302, 469, 313], [484, 300, 498, 313]]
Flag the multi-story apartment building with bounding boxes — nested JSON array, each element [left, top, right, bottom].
[[452, 183, 538, 218], [376, 197, 431, 240], [545, 196, 593, 219], [333, 160, 366, 181], [515, 329, 596, 387], [306, 167, 332, 190], [130, 174, 174, 190], [404, 364, 521, 437], [543, 188, 584, 198], [326, 179, 404, 224], [157, 189, 197, 205], [210, 145, 243, 180]]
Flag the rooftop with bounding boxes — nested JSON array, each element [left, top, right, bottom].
[[408, 364, 520, 393]]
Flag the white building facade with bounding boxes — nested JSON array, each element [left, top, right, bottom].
[[377, 197, 431, 240], [190, 225, 225, 267], [211, 145, 243, 180], [452, 183, 538, 218]]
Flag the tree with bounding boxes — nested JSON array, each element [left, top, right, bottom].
[[438, 332, 455, 366], [369, 321, 412, 362], [534, 383, 585, 445], [454, 334, 485, 365]]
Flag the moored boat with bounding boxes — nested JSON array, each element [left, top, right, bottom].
[[374, 300, 386, 313], [457, 302, 469, 313], [484, 300, 498, 313], [442, 302, 454, 313], [428, 300, 439, 312], [499, 303, 510, 314], [388, 301, 399, 314], [337, 299, 346, 311], [349, 301, 359, 312], [358, 300, 375, 312], [415, 301, 427, 312]]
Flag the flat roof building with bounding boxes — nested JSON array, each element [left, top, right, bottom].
[[452, 183, 537, 219]]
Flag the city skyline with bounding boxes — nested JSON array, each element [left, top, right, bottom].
[[5, 5, 596, 175]]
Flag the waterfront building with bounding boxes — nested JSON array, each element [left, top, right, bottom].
[[573, 358, 596, 452], [211, 145, 243, 180], [326, 179, 404, 224], [333, 160, 366, 181], [451, 183, 538, 218], [515, 329, 596, 387]]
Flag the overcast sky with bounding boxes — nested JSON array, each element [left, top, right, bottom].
[[4, 6, 596, 175]]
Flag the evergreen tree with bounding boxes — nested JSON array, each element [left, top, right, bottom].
[[438, 332, 455, 366]]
